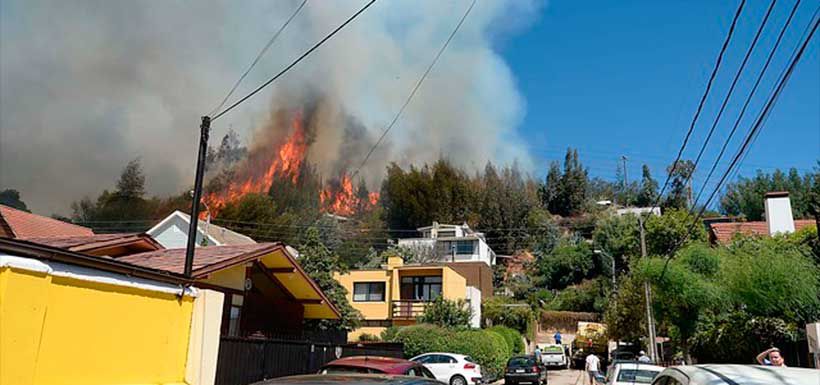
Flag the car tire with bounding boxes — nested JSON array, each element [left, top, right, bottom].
[[450, 375, 467, 385]]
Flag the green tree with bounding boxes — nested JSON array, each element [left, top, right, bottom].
[[531, 240, 595, 290], [0, 189, 29, 211], [297, 227, 361, 331], [71, 159, 156, 230], [665, 159, 694, 209], [644, 209, 706, 255], [636, 164, 659, 207], [541, 161, 562, 212], [116, 159, 146, 199], [418, 296, 473, 328], [592, 213, 640, 273], [720, 167, 818, 220]]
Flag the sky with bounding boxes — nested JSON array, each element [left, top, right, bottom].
[[503, 0, 819, 193], [0, 0, 817, 215]]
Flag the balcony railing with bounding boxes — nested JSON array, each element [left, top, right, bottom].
[[392, 300, 429, 319], [391, 299, 470, 319]]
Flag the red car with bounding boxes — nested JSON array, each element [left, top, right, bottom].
[[320, 356, 439, 380]]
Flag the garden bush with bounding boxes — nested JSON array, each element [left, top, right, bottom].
[[448, 329, 509, 379], [487, 325, 524, 354], [389, 324, 454, 358]]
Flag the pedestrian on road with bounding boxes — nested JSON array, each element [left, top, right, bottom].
[[585, 353, 600, 385], [534, 345, 542, 364], [756, 347, 787, 367], [554, 331, 562, 345], [637, 350, 651, 363]]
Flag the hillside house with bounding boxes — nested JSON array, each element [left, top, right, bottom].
[[397, 222, 497, 266]]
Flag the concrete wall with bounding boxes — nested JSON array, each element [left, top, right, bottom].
[[186, 290, 225, 385], [0, 255, 221, 385]]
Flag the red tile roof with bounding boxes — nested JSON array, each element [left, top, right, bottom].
[[0, 205, 94, 238], [117, 243, 281, 276], [709, 219, 816, 243]]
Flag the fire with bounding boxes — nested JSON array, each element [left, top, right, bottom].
[[204, 109, 379, 217]]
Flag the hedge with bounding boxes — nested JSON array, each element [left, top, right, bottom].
[[383, 324, 512, 379], [487, 325, 525, 354]]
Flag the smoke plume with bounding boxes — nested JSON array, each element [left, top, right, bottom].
[[0, 0, 540, 215]]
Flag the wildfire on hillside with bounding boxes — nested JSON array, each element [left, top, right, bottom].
[[204, 108, 378, 217]]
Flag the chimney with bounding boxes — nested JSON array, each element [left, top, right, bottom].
[[764, 191, 795, 235]]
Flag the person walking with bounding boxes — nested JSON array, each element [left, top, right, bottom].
[[756, 347, 787, 367], [534, 345, 542, 364], [554, 331, 562, 345], [585, 353, 600, 385]]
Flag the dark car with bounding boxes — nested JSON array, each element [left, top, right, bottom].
[[504, 355, 547, 385], [252, 374, 445, 385], [319, 356, 438, 379]]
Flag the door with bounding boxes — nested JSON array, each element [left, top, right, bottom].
[[425, 354, 454, 381]]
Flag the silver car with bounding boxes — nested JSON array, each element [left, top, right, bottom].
[[651, 364, 819, 385]]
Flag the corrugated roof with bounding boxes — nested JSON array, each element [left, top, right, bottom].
[[709, 219, 815, 243], [0, 205, 94, 238]]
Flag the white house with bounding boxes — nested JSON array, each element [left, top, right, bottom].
[[147, 210, 255, 249], [397, 222, 497, 266]]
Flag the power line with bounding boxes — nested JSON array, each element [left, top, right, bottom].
[[351, 0, 477, 178], [683, 0, 778, 193], [211, 0, 377, 121], [653, 0, 747, 208], [208, 0, 308, 116], [692, 0, 807, 208]]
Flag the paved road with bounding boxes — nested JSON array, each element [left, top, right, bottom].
[[492, 369, 587, 385]]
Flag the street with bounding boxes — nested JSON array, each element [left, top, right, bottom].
[[492, 369, 587, 385]]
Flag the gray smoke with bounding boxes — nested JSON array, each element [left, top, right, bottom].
[[0, 0, 540, 215]]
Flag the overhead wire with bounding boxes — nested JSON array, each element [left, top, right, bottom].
[[211, 0, 377, 121], [350, 0, 477, 178], [208, 0, 308, 117]]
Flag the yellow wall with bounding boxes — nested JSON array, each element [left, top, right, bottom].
[[334, 270, 391, 320], [347, 326, 387, 342], [0, 266, 195, 385], [442, 266, 467, 300]]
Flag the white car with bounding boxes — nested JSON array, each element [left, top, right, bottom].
[[410, 352, 483, 385], [604, 362, 663, 384], [651, 364, 820, 385], [539, 344, 569, 369]]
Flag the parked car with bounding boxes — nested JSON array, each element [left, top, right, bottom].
[[538, 344, 569, 369], [599, 362, 663, 384], [651, 364, 820, 385], [504, 355, 547, 385], [410, 352, 483, 385], [252, 374, 445, 384], [319, 356, 437, 379]]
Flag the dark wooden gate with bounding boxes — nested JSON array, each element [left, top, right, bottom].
[[215, 337, 403, 385]]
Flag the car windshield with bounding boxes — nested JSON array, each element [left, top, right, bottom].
[[320, 365, 383, 375], [616, 369, 660, 383], [508, 357, 534, 367], [544, 346, 563, 353]]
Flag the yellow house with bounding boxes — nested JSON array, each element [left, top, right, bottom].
[[0, 236, 223, 385], [335, 256, 491, 341]]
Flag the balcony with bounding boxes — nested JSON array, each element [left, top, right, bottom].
[[392, 300, 429, 319]]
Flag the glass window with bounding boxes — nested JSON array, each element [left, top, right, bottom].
[[617, 369, 661, 383], [353, 282, 386, 302], [421, 366, 436, 379], [227, 305, 241, 336], [400, 276, 443, 301], [455, 240, 475, 254]]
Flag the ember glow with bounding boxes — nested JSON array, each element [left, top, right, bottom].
[[205, 109, 378, 217]]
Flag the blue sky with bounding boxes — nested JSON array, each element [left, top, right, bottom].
[[501, 0, 819, 193]]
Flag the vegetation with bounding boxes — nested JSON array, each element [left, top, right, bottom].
[[0, 189, 29, 211], [720, 166, 819, 220], [418, 297, 473, 328], [482, 296, 534, 335], [487, 325, 525, 354]]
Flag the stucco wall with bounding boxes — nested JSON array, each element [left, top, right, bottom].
[[0, 262, 196, 385], [334, 270, 391, 320]]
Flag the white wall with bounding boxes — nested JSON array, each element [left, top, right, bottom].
[[466, 286, 481, 328], [765, 196, 795, 235], [150, 216, 207, 249]]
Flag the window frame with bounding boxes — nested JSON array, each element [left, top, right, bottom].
[[352, 282, 386, 302]]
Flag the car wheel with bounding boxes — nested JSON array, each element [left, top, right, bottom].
[[450, 375, 467, 385]]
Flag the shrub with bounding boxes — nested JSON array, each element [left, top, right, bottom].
[[390, 324, 454, 358], [482, 296, 534, 334], [487, 326, 524, 354], [447, 329, 509, 379], [357, 333, 380, 342], [380, 325, 400, 342], [418, 296, 473, 328]]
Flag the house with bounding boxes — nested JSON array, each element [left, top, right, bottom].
[[615, 206, 661, 217], [118, 242, 341, 338], [147, 210, 255, 249], [397, 222, 497, 266], [0, 236, 224, 385], [707, 192, 816, 244], [335, 255, 491, 341], [0, 204, 94, 238]]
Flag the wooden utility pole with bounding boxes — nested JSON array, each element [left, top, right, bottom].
[[184, 116, 211, 277], [639, 214, 658, 362]]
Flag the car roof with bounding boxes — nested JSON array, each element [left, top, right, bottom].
[[323, 356, 418, 373], [412, 352, 467, 359], [612, 362, 664, 371], [253, 374, 444, 384], [661, 364, 820, 385]]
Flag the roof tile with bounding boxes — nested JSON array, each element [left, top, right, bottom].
[[0, 205, 94, 238]]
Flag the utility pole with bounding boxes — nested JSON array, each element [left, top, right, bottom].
[[639, 214, 658, 362], [184, 116, 211, 277]]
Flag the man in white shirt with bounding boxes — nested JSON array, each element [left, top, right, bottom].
[[637, 350, 651, 363], [585, 353, 600, 385]]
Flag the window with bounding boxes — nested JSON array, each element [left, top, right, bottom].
[[617, 369, 661, 384], [401, 276, 442, 301], [227, 305, 241, 336], [438, 230, 456, 238], [455, 240, 475, 254], [353, 282, 385, 302]]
